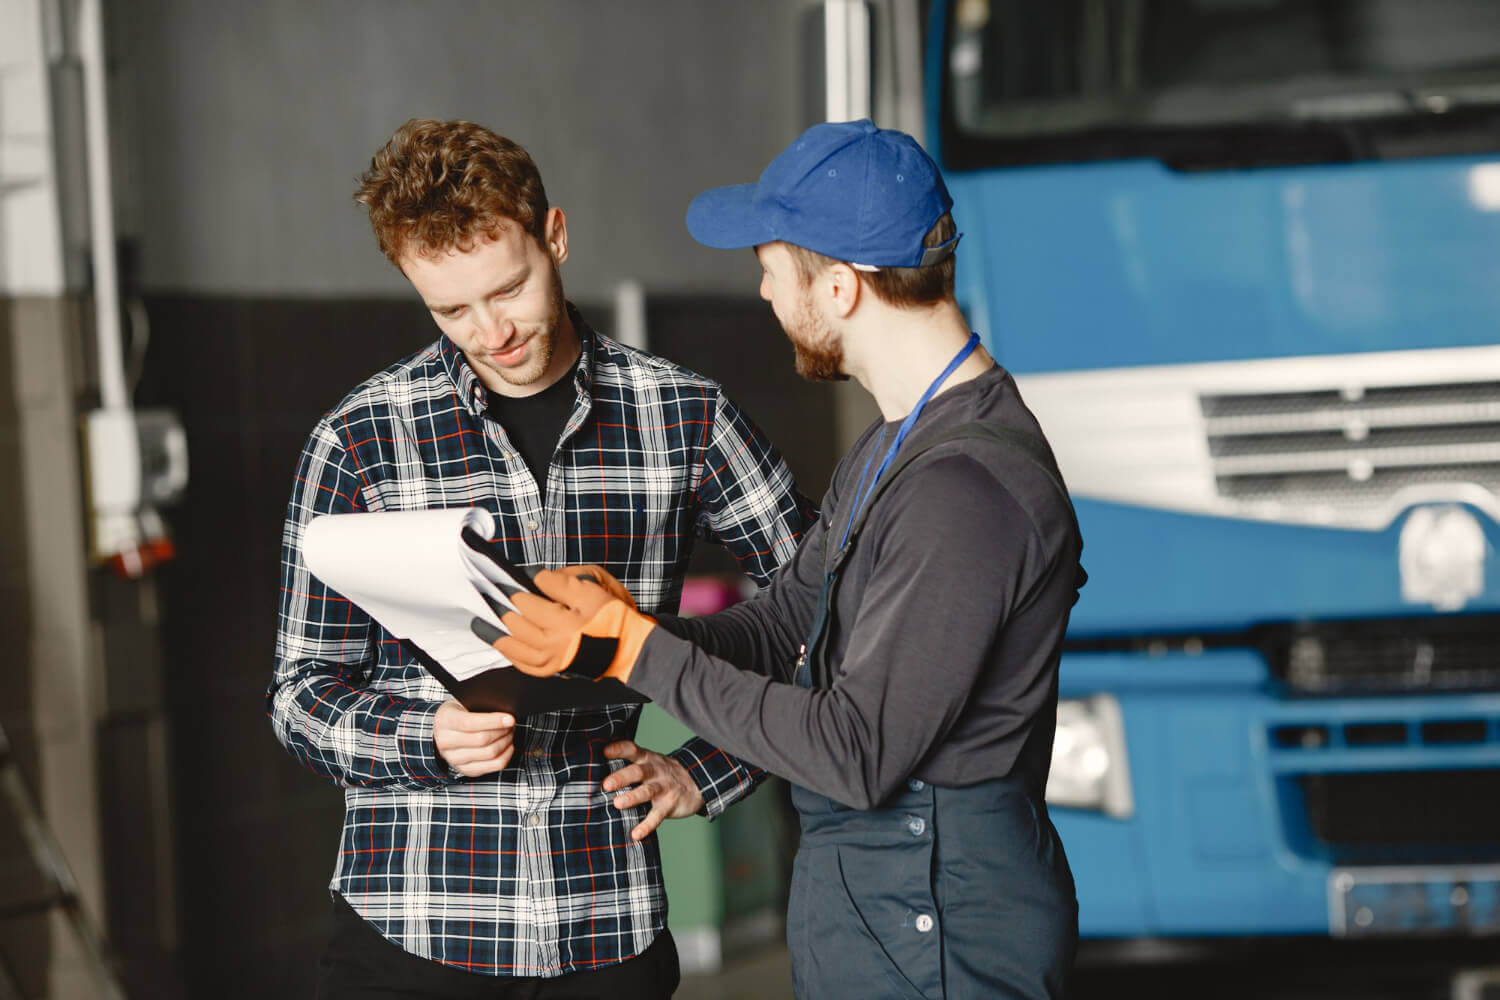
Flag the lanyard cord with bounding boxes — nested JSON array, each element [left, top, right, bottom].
[[837, 331, 981, 551]]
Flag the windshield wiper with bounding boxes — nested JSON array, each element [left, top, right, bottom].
[[1291, 83, 1500, 122]]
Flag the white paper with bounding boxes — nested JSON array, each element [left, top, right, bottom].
[[303, 507, 519, 681]]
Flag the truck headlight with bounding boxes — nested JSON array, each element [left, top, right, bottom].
[[1046, 695, 1134, 818]]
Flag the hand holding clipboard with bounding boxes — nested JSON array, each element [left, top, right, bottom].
[[303, 508, 646, 715]]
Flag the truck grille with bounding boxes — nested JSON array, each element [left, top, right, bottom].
[[1259, 615, 1500, 695], [1271, 718, 1497, 751], [1300, 769, 1500, 862], [1200, 381, 1500, 516]]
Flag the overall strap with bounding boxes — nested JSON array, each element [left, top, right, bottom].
[[810, 420, 1075, 688], [823, 420, 1067, 579]]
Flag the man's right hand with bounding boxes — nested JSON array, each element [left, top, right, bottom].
[[433, 699, 516, 777], [556, 565, 637, 609]]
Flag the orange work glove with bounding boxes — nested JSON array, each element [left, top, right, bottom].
[[483, 568, 654, 683], [556, 565, 637, 610]]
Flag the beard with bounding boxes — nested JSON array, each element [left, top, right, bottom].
[[787, 296, 847, 382], [491, 262, 567, 388]]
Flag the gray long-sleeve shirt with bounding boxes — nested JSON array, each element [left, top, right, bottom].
[[632, 363, 1085, 810]]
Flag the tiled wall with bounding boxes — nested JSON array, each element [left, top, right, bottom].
[[0, 301, 52, 1000]]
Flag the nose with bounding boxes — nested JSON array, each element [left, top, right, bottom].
[[759, 273, 772, 303], [474, 306, 512, 345]]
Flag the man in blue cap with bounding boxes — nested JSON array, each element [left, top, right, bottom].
[[484, 120, 1084, 998]]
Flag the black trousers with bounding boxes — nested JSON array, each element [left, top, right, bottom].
[[316, 893, 681, 999]]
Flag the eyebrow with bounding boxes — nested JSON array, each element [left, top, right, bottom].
[[426, 266, 530, 314]]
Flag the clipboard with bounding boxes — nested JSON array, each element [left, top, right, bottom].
[[408, 643, 645, 715], [302, 508, 647, 716], [420, 527, 646, 713]]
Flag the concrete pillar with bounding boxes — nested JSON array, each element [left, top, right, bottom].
[[3, 0, 112, 996], [8, 294, 108, 1000]]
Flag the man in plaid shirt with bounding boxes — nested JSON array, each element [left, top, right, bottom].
[[269, 118, 814, 998]]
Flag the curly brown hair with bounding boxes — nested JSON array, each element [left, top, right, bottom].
[[354, 118, 549, 264]]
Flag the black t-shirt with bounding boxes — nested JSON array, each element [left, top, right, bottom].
[[485, 374, 577, 492]]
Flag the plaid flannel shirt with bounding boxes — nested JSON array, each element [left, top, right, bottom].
[[269, 309, 814, 976]]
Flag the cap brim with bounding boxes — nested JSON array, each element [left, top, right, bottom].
[[686, 182, 776, 250]]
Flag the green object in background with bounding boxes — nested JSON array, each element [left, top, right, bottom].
[[634, 703, 792, 972], [636, 703, 724, 933]]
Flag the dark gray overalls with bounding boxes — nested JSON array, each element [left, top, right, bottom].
[[785, 422, 1079, 999]]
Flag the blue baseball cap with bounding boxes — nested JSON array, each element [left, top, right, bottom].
[[686, 119, 959, 269]]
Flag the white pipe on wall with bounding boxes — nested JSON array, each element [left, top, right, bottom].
[[825, 0, 871, 123], [891, 0, 925, 139], [77, 0, 127, 411], [612, 279, 648, 352]]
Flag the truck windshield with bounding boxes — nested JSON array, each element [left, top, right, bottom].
[[944, 0, 1500, 170]]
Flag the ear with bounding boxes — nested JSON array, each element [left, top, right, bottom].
[[825, 262, 862, 319], [544, 207, 569, 265]]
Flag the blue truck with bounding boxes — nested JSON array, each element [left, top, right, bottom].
[[919, 0, 1500, 974]]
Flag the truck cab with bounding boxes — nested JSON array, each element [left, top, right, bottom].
[[921, 0, 1500, 964]]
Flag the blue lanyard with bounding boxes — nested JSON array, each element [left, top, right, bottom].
[[837, 331, 981, 551]]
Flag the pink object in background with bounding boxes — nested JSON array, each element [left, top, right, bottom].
[[678, 575, 746, 617]]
